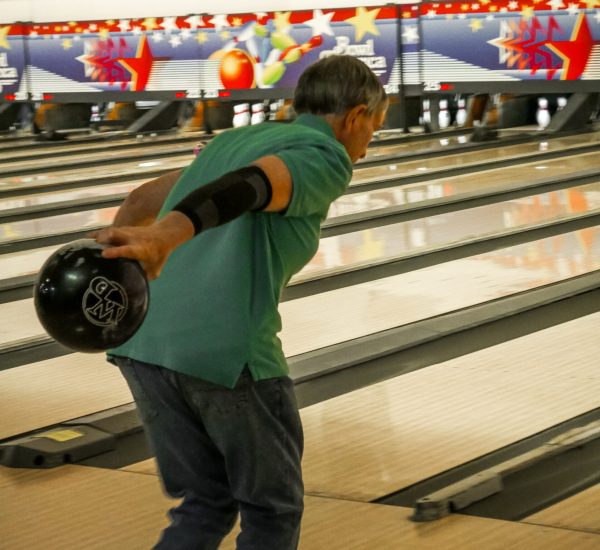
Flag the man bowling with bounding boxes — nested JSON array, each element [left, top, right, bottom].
[[92, 55, 388, 550]]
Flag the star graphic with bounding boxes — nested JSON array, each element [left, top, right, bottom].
[[29, 30, 38, 37], [181, 28, 191, 40], [480, 0, 491, 4], [62, 38, 73, 50], [470, 19, 483, 31], [461, 3, 470, 10], [118, 19, 131, 33], [220, 30, 231, 40], [582, 0, 599, 7], [142, 18, 159, 31], [547, 0, 566, 9], [508, 1, 519, 9], [210, 14, 231, 31], [99, 28, 110, 39], [152, 32, 164, 43], [427, 9, 438, 17], [402, 25, 419, 43], [161, 17, 179, 33], [345, 7, 381, 41], [521, 5, 535, 19], [232, 17, 243, 27], [89, 24, 98, 31], [132, 27, 142, 35], [196, 32, 208, 44], [566, 2, 580, 14], [471, 3, 481, 9], [0, 25, 12, 49], [185, 16, 205, 30], [546, 13, 594, 79], [274, 12, 292, 33], [305, 9, 335, 37], [118, 34, 158, 91], [169, 35, 182, 48]]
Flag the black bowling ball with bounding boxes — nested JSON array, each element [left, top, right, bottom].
[[34, 239, 149, 353]]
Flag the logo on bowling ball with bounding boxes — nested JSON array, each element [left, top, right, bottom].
[[82, 276, 128, 327]]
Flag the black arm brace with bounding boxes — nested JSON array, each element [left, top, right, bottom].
[[172, 165, 272, 235]]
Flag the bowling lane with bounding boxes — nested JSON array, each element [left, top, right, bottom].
[[352, 139, 600, 188], [6, 143, 599, 222], [2, 228, 599, 440], [2, 226, 599, 354], [3, 182, 599, 285], [0, 156, 189, 195], [0, 131, 207, 161], [3, 129, 596, 198], [4, 148, 600, 248], [0, 180, 140, 212], [300, 311, 600, 501], [0, 140, 196, 175]]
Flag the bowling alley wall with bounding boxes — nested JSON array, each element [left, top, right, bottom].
[[0, 0, 599, 103]]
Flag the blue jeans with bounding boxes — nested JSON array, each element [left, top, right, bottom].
[[112, 357, 304, 550]]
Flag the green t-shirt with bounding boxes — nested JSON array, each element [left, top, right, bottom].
[[109, 114, 352, 387]]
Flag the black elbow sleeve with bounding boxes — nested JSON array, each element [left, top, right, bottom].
[[172, 165, 272, 235]]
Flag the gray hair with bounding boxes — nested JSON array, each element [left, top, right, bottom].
[[293, 55, 387, 116]]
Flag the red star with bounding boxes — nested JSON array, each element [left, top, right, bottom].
[[118, 35, 156, 91], [546, 13, 594, 80]]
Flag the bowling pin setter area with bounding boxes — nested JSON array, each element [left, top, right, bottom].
[[3, 89, 600, 550]]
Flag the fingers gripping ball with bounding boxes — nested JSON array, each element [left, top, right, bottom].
[[34, 239, 149, 353]]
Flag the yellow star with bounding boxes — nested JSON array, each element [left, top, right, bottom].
[[521, 5, 535, 19], [345, 7, 381, 42], [220, 30, 230, 40], [232, 17, 243, 27], [480, 0, 491, 4], [470, 19, 483, 31], [106, 19, 115, 26], [0, 25, 10, 49], [62, 38, 73, 50], [142, 18, 159, 31], [461, 3, 470, 10], [69, 21, 77, 27], [582, 0, 599, 7], [490, 5, 499, 10], [196, 32, 208, 44], [99, 28, 110, 39], [274, 12, 291, 32], [54, 25, 61, 32]]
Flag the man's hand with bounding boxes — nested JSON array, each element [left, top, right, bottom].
[[90, 211, 195, 280]]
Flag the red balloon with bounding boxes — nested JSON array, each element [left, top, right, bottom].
[[219, 49, 255, 89]]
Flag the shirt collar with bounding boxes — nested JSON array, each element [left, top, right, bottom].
[[294, 113, 336, 139]]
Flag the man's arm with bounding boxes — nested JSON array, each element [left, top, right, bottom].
[[92, 156, 292, 280], [111, 169, 183, 227]]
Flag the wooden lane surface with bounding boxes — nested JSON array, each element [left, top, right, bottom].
[[2, 465, 600, 550], [3, 171, 600, 273], [299, 312, 600, 501], [2, 130, 598, 197], [3, 226, 599, 356], [523, 484, 600, 535], [4, 310, 600, 511], [0, 141, 196, 174], [0, 354, 132, 440]]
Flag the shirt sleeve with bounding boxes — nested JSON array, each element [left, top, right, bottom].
[[276, 138, 353, 218]]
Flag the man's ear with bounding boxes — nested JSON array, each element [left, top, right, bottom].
[[343, 104, 368, 132]]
